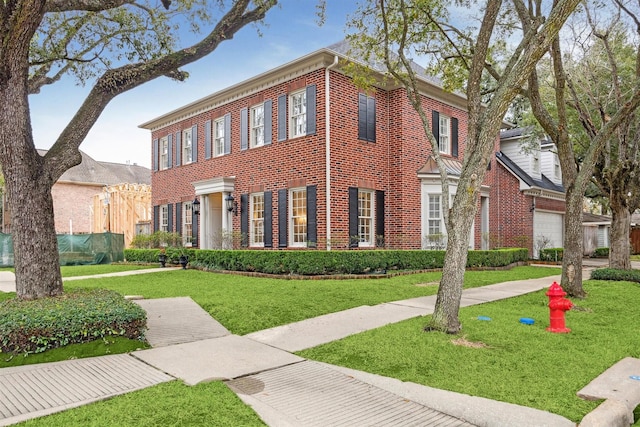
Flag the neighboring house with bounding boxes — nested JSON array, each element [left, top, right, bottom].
[[582, 212, 611, 255], [3, 150, 152, 247], [140, 41, 558, 255]]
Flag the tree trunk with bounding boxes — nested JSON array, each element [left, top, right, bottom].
[[561, 184, 586, 297], [609, 189, 631, 270], [0, 48, 63, 300]]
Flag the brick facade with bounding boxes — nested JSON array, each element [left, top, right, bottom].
[[51, 182, 101, 234], [143, 45, 563, 253]]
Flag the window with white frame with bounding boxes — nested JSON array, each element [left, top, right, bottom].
[[438, 116, 450, 154], [250, 104, 265, 147], [250, 193, 265, 247], [160, 137, 169, 170], [290, 89, 307, 138], [425, 195, 447, 248], [214, 117, 225, 156], [160, 205, 169, 232], [182, 202, 193, 246], [554, 154, 561, 180], [532, 152, 541, 174], [182, 128, 193, 164], [358, 190, 374, 247], [289, 187, 307, 246]]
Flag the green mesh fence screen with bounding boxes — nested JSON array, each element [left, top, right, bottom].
[[0, 232, 124, 267]]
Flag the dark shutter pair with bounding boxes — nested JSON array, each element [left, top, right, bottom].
[[276, 85, 317, 142], [432, 111, 459, 157], [175, 125, 198, 165], [276, 185, 317, 248], [240, 192, 274, 248], [241, 101, 273, 150], [358, 94, 376, 142], [205, 114, 232, 159]]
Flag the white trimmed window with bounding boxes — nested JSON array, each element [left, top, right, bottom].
[[182, 128, 193, 164], [532, 152, 541, 174], [160, 137, 169, 170], [289, 187, 307, 247], [214, 117, 225, 157], [290, 89, 307, 138], [250, 104, 265, 148], [250, 193, 265, 247], [358, 190, 374, 247], [438, 116, 450, 154], [427, 195, 442, 236], [182, 202, 193, 246], [160, 205, 169, 232], [554, 155, 561, 180]]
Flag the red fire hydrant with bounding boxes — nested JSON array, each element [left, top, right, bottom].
[[546, 281, 573, 333]]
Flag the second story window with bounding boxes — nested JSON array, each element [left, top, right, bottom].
[[160, 137, 169, 170], [182, 128, 193, 164], [250, 104, 265, 147], [438, 116, 450, 154], [554, 155, 561, 180], [214, 117, 225, 156], [290, 90, 307, 138]]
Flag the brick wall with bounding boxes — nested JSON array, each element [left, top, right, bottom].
[[51, 182, 101, 233]]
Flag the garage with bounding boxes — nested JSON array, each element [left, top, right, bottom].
[[533, 211, 564, 258]]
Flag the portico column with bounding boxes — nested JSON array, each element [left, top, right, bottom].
[[200, 195, 209, 249]]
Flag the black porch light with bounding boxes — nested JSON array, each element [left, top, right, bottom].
[[193, 197, 201, 215], [225, 194, 238, 216]]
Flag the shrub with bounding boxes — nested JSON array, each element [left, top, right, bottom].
[[0, 289, 146, 355], [130, 231, 183, 249], [539, 248, 563, 262], [592, 247, 609, 258], [124, 248, 528, 275], [590, 268, 640, 283]]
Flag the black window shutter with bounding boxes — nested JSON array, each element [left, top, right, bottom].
[[278, 189, 288, 247], [205, 120, 212, 159], [174, 132, 180, 166], [167, 203, 173, 232], [224, 113, 231, 154], [306, 84, 316, 135], [264, 191, 273, 248], [358, 93, 367, 141], [240, 108, 248, 150], [451, 117, 458, 157], [348, 187, 359, 248], [152, 139, 159, 171], [432, 111, 440, 148], [192, 209, 198, 247], [306, 185, 317, 248], [167, 134, 173, 169], [376, 190, 385, 247], [192, 125, 198, 162], [153, 205, 159, 232], [367, 96, 376, 142], [277, 94, 287, 141], [264, 99, 272, 145], [240, 194, 248, 247], [175, 202, 182, 236]]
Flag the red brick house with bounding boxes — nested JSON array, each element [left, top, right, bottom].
[[140, 41, 564, 256]]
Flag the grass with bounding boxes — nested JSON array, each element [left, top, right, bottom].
[[19, 381, 265, 427], [298, 279, 640, 423], [62, 266, 560, 335], [0, 264, 156, 277]]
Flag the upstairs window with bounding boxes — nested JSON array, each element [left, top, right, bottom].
[[290, 90, 307, 138], [160, 137, 169, 170], [438, 116, 450, 154], [554, 155, 561, 180], [214, 117, 225, 157], [250, 104, 265, 147], [182, 128, 193, 164]]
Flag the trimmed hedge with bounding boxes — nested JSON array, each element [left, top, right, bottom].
[[590, 268, 640, 283], [0, 289, 146, 355], [539, 248, 563, 262], [592, 247, 609, 258], [124, 248, 528, 275]]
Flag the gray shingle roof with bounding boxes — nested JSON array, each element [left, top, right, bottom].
[[38, 150, 150, 185], [495, 151, 564, 193]]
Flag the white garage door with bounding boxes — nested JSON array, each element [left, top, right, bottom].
[[533, 211, 564, 258]]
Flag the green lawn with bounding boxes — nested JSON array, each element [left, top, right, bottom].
[[298, 279, 640, 423], [0, 264, 157, 277]]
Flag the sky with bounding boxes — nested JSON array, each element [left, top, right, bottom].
[[29, 1, 361, 169]]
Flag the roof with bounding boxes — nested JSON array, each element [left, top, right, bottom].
[[582, 212, 611, 224], [417, 156, 463, 176], [38, 150, 150, 186], [139, 39, 468, 131], [499, 126, 535, 140], [495, 151, 564, 193]]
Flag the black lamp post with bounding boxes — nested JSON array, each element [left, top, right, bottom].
[[193, 197, 200, 215]]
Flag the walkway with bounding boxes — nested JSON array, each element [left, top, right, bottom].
[[0, 267, 579, 426]]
